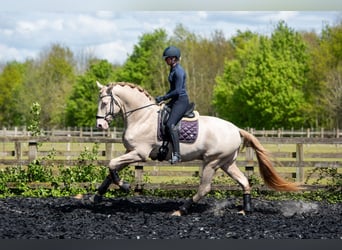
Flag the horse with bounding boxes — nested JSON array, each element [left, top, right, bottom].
[[93, 81, 301, 216]]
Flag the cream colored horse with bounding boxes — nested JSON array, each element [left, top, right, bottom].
[[93, 82, 300, 216]]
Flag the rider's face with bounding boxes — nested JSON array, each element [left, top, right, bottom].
[[165, 57, 177, 66], [165, 57, 172, 65]]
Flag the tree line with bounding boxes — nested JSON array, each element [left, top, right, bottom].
[[0, 20, 341, 130]]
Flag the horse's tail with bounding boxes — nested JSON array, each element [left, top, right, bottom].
[[239, 129, 302, 191]]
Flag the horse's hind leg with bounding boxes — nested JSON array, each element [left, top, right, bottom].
[[221, 162, 252, 213], [173, 160, 218, 216]]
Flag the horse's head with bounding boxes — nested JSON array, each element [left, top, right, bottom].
[[96, 81, 121, 130]]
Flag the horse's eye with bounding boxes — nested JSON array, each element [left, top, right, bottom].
[[101, 102, 107, 108]]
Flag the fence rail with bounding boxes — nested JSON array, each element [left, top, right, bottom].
[[1, 134, 341, 191], [1, 127, 341, 138]]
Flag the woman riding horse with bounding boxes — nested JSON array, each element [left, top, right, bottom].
[[155, 46, 190, 164], [94, 82, 301, 216]]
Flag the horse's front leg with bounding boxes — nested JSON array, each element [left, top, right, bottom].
[[91, 150, 144, 203]]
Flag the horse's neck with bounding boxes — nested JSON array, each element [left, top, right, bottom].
[[118, 93, 158, 142], [114, 85, 158, 126]]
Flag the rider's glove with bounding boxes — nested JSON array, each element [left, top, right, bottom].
[[155, 96, 165, 104]]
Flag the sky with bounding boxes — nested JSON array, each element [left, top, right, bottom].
[[0, 1, 341, 65]]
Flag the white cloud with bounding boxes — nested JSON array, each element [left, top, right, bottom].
[[197, 11, 208, 19], [86, 41, 131, 64], [0, 43, 37, 61], [0, 11, 340, 64], [256, 11, 299, 23], [71, 14, 118, 35], [95, 11, 115, 19]]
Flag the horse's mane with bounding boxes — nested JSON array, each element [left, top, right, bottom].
[[108, 82, 153, 100]]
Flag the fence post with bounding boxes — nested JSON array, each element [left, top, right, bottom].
[[105, 142, 113, 160], [296, 143, 304, 183], [15, 141, 22, 161], [66, 134, 71, 160], [134, 165, 144, 193], [245, 146, 254, 179], [28, 141, 38, 162]]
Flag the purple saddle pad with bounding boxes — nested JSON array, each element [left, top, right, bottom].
[[158, 119, 199, 144]]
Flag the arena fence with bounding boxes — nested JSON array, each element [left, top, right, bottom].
[[1, 127, 341, 138], [0, 131, 341, 192]]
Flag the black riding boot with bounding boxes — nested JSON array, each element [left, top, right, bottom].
[[169, 124, 181, 164]]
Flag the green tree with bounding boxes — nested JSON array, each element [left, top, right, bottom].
[[0, 61, 26, 126], [115, 29, 168, 97], [306, 20, 342, 128], [213, 21, 309, 129], [16, 43, 76, 128], [213, 30, 259, 121], [170, 24, 234, 115], [65, 59, 117, 127]]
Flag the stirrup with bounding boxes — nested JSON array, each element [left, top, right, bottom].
[[170, 153, 181, 164]]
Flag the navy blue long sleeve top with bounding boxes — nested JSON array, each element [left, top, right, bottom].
[[163, 63, 187, 100]]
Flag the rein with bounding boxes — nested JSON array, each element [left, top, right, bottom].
[[124, 103, 157, 116], [96, 92, 157, 122]]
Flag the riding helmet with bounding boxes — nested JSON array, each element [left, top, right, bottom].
[[162, 46, 181, 59]]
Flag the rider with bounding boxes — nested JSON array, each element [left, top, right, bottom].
[[155, 46, 190, 164]]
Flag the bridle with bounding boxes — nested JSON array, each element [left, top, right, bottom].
[[96, 92, 157, 123], [95, 92, 119, 123]]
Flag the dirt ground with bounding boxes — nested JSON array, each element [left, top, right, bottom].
[[0, 195, 341, 239]]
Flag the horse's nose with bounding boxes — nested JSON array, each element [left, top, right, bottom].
[[97, 120, 108, 130]]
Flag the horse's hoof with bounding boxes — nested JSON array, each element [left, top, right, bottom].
[[119, 182, 131, 192], [73, 194, 84, 200], [238, 210, 246, 216], [89, 194, 102, 204], [171, 210, 182, 216], [238, 209, 251, 216]]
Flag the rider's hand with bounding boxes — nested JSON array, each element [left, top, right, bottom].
[[155, 96, 165, 104]]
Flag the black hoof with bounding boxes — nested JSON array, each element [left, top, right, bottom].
[[89, 194, 102, 204], [179, 198, 193, 215], [119, 182, 131, 192]]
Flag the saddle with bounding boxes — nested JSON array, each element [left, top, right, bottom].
[[156, 102, 199, 161], [157, 102, 199, 144]]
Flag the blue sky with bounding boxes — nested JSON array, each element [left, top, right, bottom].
[[0, 1, 341, 65]]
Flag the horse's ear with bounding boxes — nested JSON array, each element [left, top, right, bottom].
[[96, 81, 104, 89]]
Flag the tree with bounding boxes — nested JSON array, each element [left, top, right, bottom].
[[16, 43, 76, 128], [306, 20, 342, 128], [213, 30, 259, 122], [170, 24, 234, 115], [213, 22, 310, 129], [0, 61, 26, 126], [65, 59, 117, 127], [115, 29, 168, 97], [325, 65, 342, 127]]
